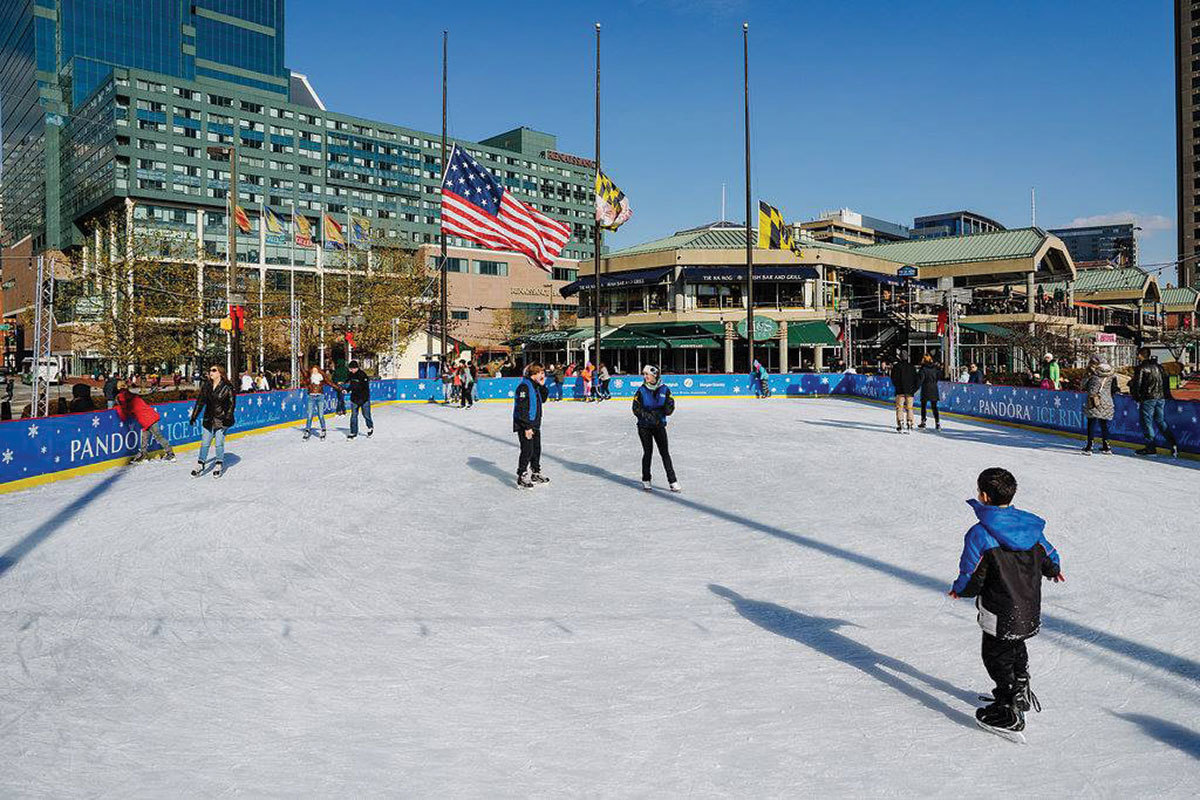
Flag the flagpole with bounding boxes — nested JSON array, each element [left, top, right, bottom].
[[743, 21, 754, 375], [439, 30, 449, 368], [289, 200, 297, 385], [258, 206, 265, 372], [592, 21, 602, 373], [319, 227, 325, 369]]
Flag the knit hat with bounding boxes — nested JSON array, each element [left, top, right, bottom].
[[642, 365, 660, 382]]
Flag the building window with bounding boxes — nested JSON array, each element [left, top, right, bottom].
[[450, 310, 469, 320], [552, 267, 578, 282], [474, 260, 508, 276]]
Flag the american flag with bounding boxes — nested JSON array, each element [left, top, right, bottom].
[[440, 145, 571, 270]]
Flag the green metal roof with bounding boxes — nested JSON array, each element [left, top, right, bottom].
[[850, 228, 1048, 266], [1043, 267, 1150, 296], [606, 226, 856, 259], [960, 322, 1018, 339], [1162, 287, 1199, 308]]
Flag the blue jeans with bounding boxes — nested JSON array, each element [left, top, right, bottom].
[[1138, 399, 1175, 446], [350, 401, 373, 435], [551, 379, 563, 400], [199, 427, 225, 462], [305, 394, 326, 432]]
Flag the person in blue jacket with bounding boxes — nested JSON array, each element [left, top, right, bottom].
[[513, 363, 550, 489], [948, 467, 1064, 735], [752, 359, 770, 398], [632, 365, 680, 492]]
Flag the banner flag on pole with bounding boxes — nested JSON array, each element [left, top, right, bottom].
[[595, 170, 632, 231], [294, 212, 315, 248], [323, 214, 347, 250], [263, 205, 287, 245], [440, 144, 570, 270], [757, 200, 801, 256], [234, 204, 252, 234], [350, 214, 371, 248]]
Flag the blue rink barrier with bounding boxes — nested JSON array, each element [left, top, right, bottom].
[[834, 373, 1200, 455], [2, 373, 1197, 491]]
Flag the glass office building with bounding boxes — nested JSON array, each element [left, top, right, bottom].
[[1, 0, 595, 260]]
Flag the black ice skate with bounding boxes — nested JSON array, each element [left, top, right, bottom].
[[1013, 676, 1041, 714], [212, 461, 223, 478], [516, 473, 534, 490], [190, 461, 205, 477], [1099, 444, 1112, 454], [530, 472, 550, 484], [367, 427, 374, 437], [303, 430, 311, 441], [319, 430, 326, 440], [975, 689, 1026, 743], [1081, 444, 1093, 455]]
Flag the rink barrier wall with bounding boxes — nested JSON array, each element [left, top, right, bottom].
[[833, 374, 1200, 457], [2, 373, 1198, 493]]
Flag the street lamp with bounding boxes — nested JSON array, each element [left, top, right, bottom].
[[207, 144, 240, 377]]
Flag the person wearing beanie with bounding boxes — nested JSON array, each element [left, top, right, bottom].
[[114, 380, 176, 463], [513, 363, 550, 489], [632, 365, 680, 492]]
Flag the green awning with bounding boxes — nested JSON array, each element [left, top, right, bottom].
[[602, 330, 670, 348], [786, 321, 838, 346], [658, 335, 722, 349]]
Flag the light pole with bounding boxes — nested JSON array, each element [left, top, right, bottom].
[[208, 143, 239, 378]]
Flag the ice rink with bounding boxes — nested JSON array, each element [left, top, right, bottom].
[[1, 396, 1198, 797]]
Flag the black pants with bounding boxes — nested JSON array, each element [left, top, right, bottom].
[[638, 425, 677, 483], [460, 384, 473, 407], [517, 429, 541, 476], [1086, 417, 1110, 447], [981, 633, 1028, 693], [921, 398, 939, 424]]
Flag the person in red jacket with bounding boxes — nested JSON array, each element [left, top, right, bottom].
[[114, 380, 176, 463]]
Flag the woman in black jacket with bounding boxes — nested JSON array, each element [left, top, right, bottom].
[[917, 353, 942, 430], [632, 365, 679, 492], [189, 364, 237, 477]]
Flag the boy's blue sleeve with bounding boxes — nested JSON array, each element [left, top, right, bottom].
[[951, 525, 988, 596], [1038, 530, 1061, 577]]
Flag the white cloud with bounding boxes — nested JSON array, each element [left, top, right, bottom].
[[1062, 212, 1173, 236]]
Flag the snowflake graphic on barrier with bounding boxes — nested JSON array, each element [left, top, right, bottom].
[[1, 450, 11, 464], [40, 446, 47, 455], [92, 416, 100, 428], [27, 425, 38, 438]]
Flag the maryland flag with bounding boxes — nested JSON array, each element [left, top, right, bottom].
[[233, 204, 252, 234], [349, 214, 371, 248], [323, 213, 346, 250], [294, 212, 314, 248], [263, 205, 286, 244], [595, 170, 633, 231], [757, 200, 801, 255]]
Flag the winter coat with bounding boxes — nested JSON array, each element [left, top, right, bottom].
[[1083, 362, 1117, 421], [968, 370, 984, 385], [633, 382, 675, 428], [513, 377, 548, 432], [951, 500, 1062, 641], [1131, 358, 1172, 402], [917, 364, 941, 401], [304, 367, 339, 396], [190, 379, 236, 431], [889, 360, 919, 396], [344, 371, 371, 405], [114, 389, 160, 429], [1041, 360, 1061, 388], [460, 366, 474, 387]]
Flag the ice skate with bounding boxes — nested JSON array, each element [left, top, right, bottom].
[[516, 473, 533, 490], [190, 461, 205, 477], [918, 421, 927, 429], [1170, 443, 1179, 458], [1099, 444, 1112, 454], [367, 427, 374, 437], [212, 461, 223, 478], [530, 472, 550, 484], [165, 453, 177, 463], [347, 433, 357, 440], [896, 424, 903, 434], [1013, 676, 1041, 714], [1081, 444, 1093, 455], [319, 430, 326, 441], [128, 452, 146, 464], [669, 482, 681, 493], [641, 480, 652, 491], [975, 692, 1026, 744], [302, 430, 311, 441]]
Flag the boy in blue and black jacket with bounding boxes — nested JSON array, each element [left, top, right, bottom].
[[513, 364, 550, 489], [949, 467, 1064, 733]]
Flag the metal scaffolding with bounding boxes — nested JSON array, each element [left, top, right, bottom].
[[30, 255, 56, 418]]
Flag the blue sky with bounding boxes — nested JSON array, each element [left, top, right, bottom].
[[286, 0, 1177, 279]]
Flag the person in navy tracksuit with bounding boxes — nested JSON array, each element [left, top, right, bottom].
[[513, 363, 550, 489], [632, 365, 680, 492], [949, 467, 1064, 734]]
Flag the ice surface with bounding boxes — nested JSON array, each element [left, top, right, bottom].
[[1, 397, 1198, 797]]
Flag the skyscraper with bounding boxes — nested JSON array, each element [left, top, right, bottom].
[[1177, 0, 1199, 287], [1, 1, 290, 250]]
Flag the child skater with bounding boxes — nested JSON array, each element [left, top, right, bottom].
[[948, 467, 1064, 739], [513, 363, 550, 489], [632, 365, 680, 492]]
